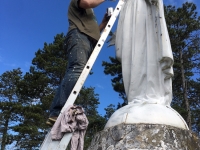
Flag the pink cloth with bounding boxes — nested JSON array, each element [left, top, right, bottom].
[[51, 105, 89, 150]]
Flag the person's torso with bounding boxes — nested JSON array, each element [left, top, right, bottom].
[[68, 0, 100, 41]]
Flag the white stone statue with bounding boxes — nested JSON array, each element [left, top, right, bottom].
[[105, 0, 189, 130]]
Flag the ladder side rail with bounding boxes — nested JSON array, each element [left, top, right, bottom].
[[39, 131, 51, 149], [48, 141, 60, 150], [57, 133, 73, 150]]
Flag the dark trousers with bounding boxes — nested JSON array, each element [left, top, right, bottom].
[[49, 29, 94, 117]]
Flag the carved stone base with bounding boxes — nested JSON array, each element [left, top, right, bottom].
[[88, 124, 200, 150]]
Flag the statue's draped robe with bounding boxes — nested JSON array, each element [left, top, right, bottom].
[[116, 0, 173, 105]]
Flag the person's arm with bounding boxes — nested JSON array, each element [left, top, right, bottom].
[[79, 0, 105, 9], [78, 0, 109, 32]]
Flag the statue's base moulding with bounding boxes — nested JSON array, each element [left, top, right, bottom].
[[105, 104, 188, 130]]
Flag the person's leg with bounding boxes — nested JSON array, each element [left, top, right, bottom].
[[49, 29, 93, 118]]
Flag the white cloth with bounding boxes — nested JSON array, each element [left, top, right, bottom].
[[115, 0, 173, 105], [51, 105, 88, 150]]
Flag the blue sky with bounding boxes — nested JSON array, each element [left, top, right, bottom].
[[0, 0, 199, 116]]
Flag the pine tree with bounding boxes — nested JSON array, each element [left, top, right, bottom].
[[104, 104, 116, 121], [0, 68, 23, 150], [102, 57, 126, 104], [164, 2, 200, 130], [11, 33, 67, 149], [11, 33, 107, 149]]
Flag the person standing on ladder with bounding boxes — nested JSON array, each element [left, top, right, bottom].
[[46, 0, 109, 126]]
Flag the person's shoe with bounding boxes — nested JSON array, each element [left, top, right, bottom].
[[46, 120, 53, 126], [46, 117, 57, 126]]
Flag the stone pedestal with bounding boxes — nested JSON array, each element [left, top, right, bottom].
[[88, 124, 200, 150]]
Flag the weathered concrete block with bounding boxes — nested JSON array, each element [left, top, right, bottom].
[[88, 124, 200, 150]]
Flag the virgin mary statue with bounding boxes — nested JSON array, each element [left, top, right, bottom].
[[105, 0, 188, 130], [115, 0, 173, 105]]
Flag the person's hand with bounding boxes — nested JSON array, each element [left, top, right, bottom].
[[99, 13, 110, 32], [102, 13, 110, 25]]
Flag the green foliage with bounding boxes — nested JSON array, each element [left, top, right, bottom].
[[0, 33, 107, 149], [104, 104, 116, 121], [8, 34, 68, 149], [164, 2, 200, 131], [13, 104, 48, 149], [0, 68, 23, 150], [31, 33, 67, 87], [102, 57, 127, 103]]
